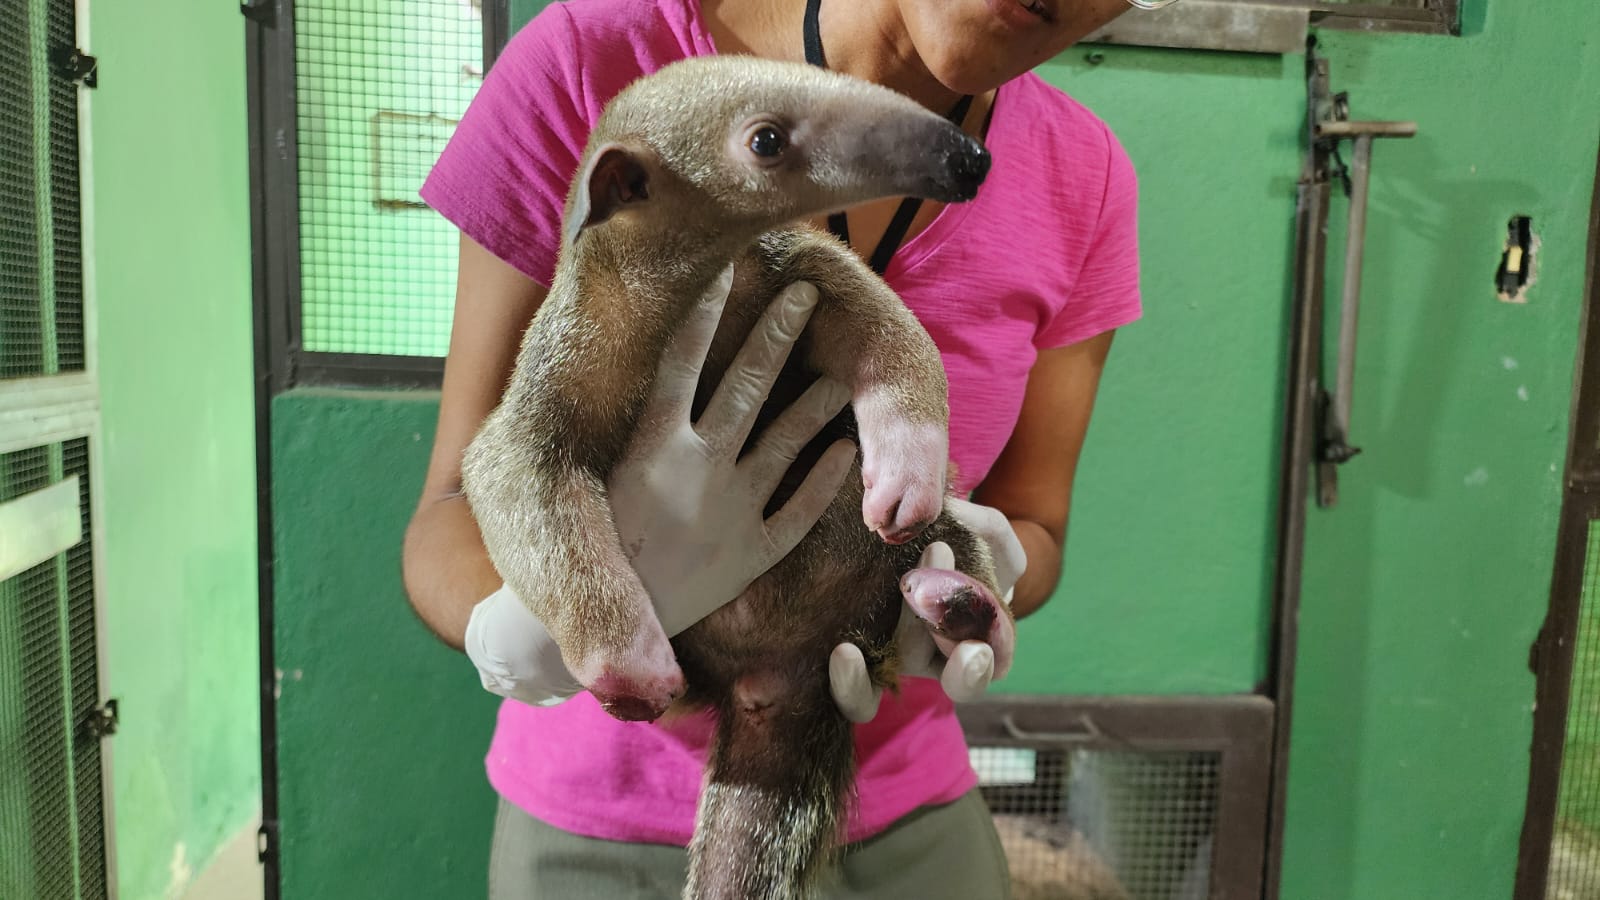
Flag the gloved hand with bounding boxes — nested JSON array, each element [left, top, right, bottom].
[[465, 582, 582, 706], [466, 265, 857, 706], [609, 266, 858, 636], [828, 496, 1027, 723]]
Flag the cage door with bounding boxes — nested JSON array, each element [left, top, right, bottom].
[[0, 0, 110, 897]]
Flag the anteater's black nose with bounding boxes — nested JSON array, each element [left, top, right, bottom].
[[940, 131, 991, 202]]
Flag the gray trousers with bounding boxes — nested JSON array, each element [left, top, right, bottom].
[[488, 789, 1011, 899]]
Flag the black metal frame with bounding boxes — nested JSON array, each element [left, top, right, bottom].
[[959, 695, 1276, 900], [1260, 42, 1340, 900], [244, 2, 290, 897], [1513, 145, 1600, 900], [247, 0, 474, 394]]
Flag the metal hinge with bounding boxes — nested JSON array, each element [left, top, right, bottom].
[[51, 46, 98, 88], [240, 0, 274, 24], [258, 819, 280, 864], [83, 698, 118, 738]]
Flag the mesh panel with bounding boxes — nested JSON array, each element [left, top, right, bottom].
[[295, 0, 483, 357], [47, 0, 83, 372], [1, 0, 43, 379], [1549, 522, 1600, 897], [0, 0, 83, 380], [971, 746, 1219, 900], [0, 440, 106, 900]]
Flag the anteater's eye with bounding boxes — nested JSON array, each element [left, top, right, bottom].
[[748, 125, 787, 158]]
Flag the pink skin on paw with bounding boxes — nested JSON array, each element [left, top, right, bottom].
[[571, 622, 685, 722], [900, 567, 1016, 679], [588, 668, 685, 721], [856, 410, 949, 545]]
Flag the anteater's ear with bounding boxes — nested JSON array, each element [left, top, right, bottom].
[[565, 142, 655, 243]]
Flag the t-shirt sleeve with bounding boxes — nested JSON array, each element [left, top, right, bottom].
[[1034, 122, 1143, 350], [418, 4, 589, 287]]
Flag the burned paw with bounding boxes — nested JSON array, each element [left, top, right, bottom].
[[926, 585, 997, 642], [573, 624, 687, 722], [588, 667, 686, 722], [900, 567, 1016, 679]]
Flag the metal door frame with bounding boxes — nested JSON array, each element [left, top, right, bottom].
[[1513, 145, 1600, 900]]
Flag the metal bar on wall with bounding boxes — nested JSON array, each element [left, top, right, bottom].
[[243, 1, 293, 896], [1514, 146, 1600, 900], [295, 354, 449, 391], [1262, 41, 1336, 900], [482, 0, 508, 72]]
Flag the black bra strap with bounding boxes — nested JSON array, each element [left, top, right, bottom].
[[803, 0, 827, 68]]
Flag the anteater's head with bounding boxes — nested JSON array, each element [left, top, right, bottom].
[[561, 56, 991, 247]]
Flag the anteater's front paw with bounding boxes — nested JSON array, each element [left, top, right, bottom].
[[859, 419, 948, 545], [572, 627, 686, 722]]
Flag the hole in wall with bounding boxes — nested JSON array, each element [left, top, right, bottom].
[[1496, 214, 1536, 304]]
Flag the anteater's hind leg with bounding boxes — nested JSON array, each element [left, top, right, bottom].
[[899, 515, 1017, 680]]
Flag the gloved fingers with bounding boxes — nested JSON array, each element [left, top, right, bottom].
[[648, 263, 735, 422], [939, 641, 995, 704], [761, 438, 856, 561], [696, 281, 820, 454], [828, 642, 884, 724], [891, 599, 944, 679], [738, 375, 852, 498], [919, 540, 956, 571], [946, 497, 1028, 594]]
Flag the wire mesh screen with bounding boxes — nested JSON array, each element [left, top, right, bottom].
[[0, 0, 84, 381], [1549, 521, 1600, 899], [0, 439, 107, 900], [971, 746, 1220, 900], [46, 0, 83, 373], [295, 0, 484, 357]]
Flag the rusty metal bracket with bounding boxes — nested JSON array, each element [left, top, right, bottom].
[[1304, 41, 1417, 508]]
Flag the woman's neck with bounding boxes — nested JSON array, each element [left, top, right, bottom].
[[701, 0, 964, 114]]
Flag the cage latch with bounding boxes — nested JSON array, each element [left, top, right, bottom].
[[84, 698, 118, 738], [51, 46, 98, 88], [240, 0, 274, 24]]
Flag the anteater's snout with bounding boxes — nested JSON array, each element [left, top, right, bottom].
[[935, 130, 990, 202]]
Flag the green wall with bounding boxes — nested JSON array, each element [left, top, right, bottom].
[[1280, 10, 1598, 898], [267, 3, 1600, 899], [91, 2, 261, 898], [270, 391, 501, 898]]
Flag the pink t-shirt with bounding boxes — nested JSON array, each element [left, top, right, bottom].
[[421, 0, 1141, 848]]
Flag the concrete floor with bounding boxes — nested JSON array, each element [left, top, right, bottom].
[[180, 819, 264, 900]]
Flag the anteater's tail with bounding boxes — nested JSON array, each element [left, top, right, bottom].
[[684, 670, 855, 900]]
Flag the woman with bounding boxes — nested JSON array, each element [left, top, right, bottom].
[[403, 0, 1152, 895]]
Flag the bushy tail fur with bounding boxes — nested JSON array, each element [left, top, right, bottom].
[[684, 673, 855, 900]]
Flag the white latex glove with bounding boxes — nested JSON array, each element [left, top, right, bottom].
[[609, 264, 858, 636], [828, 497, 1028, 723], [466, 265, 856, 706], [465, 583, 581, 706]]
